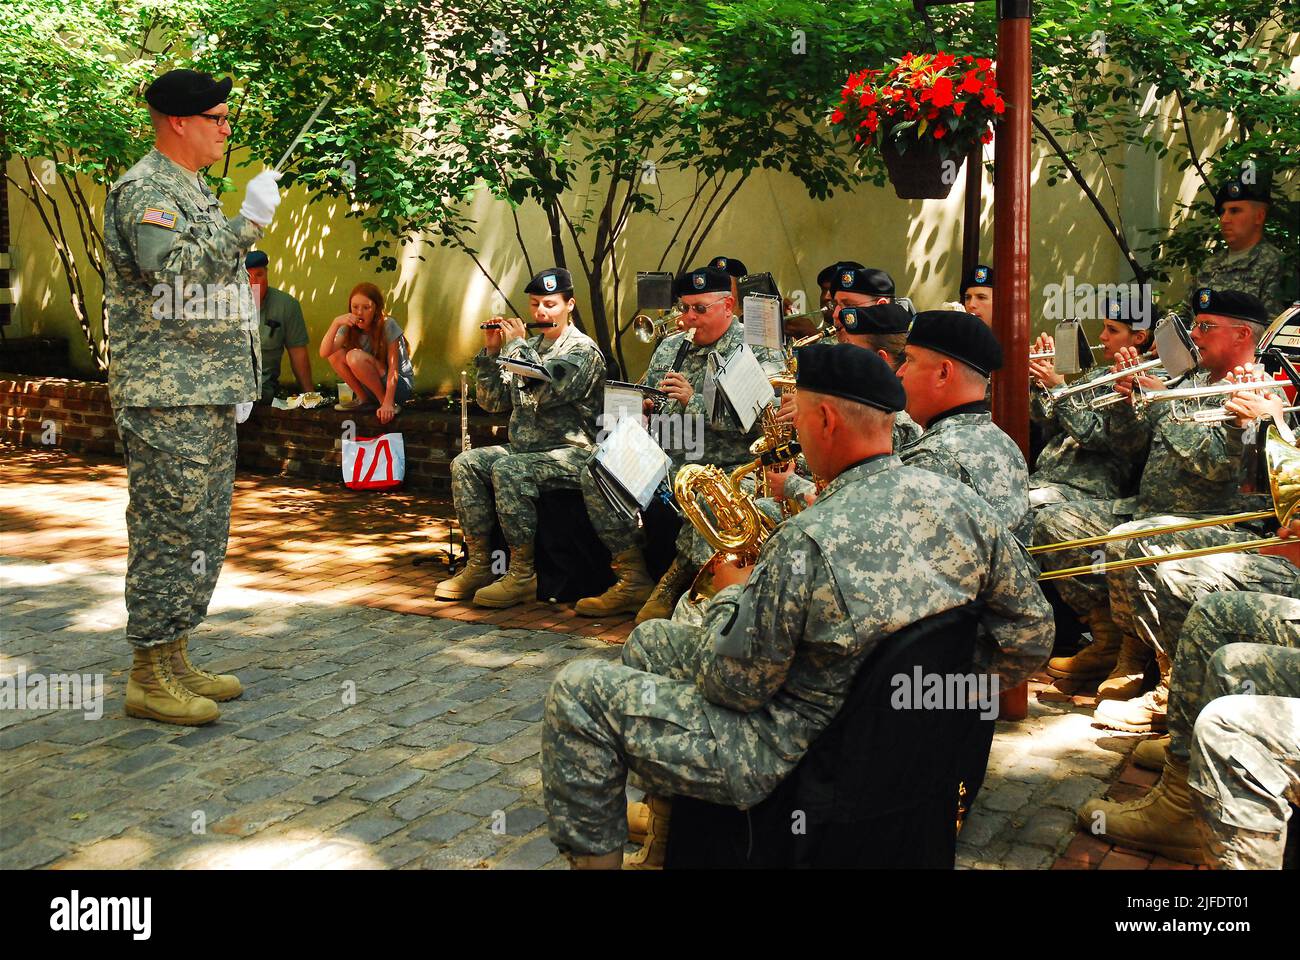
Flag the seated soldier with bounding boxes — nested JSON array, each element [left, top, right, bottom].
[[829, 264, 896, 333], [433, 268, 604, 607], [816, 260, 865, 313], [574, 266, 783, 621], [896, 310, 1032, 543], [707, 254, 747, 303], [541, 344, 1054, 868], [961, 262, 994, 326], [1027, 295, 1152, 508], [246, 251, 313, 402]]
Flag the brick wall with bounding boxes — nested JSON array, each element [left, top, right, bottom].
[[0, 373, 509, 494]]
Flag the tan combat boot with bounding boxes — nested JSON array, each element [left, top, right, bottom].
[[433, 537, 498, 601], [576, 548, 655, 618], [623, 795, 672, 869], [473, 543, 537, 608], [627, 800, 651, 845], [1133, 736, 1169, 772], [1076, 757, 1204, 864], [1046, 610, 1121, 685], [1094, 649, 1170, 733], [170, 635, 243, 701], [125, 644, 220, 726], [635, 558, 696, 624], [1097, 633, 1152, 701]]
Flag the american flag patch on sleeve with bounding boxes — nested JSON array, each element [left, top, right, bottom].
[[140, 207, 178, 229]]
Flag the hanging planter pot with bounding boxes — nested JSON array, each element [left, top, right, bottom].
[[879, 130, 966, 200]]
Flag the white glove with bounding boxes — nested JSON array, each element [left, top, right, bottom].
[[240, 170, 283, 227], [235, 401, 254, 424]]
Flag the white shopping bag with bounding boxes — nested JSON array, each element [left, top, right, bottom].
[[342, 432, 405, 490]]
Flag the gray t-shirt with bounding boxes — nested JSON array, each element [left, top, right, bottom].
[[336, 315, 414, 391]]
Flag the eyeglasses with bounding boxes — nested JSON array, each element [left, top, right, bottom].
[[677, 296, 729, 316], [197, 112, 233, 130], [1191, 320, 1244, 334]]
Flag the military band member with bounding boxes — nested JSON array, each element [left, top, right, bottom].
[[896, 310, 1032, 543], [1027, 296, 1153, 508], [961, 262, 994, 326], [575, 266, 783, 622], [707, 255, 747, 303], [105, 69, 283, 725], [1195, 174, 1286, 317], [815, 260, 865, 312], [541, 345, 1054, 868], [1080, 585, 1299, 865], [434, 268, 605, 608], [829, 265, 895, 332]]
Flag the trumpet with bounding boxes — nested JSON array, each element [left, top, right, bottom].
[[480, 319, 556, 330], [1030, 345, 1106, 361], [1132, 378, 1289, 414], [1038, 355, 1164, 416], [632, 307, 685, 344], [782, 305, 834, 342], [1034, 426, 1300, 580], [1182, 404, 1300, 425]]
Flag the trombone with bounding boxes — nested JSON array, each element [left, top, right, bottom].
[[632, 307, 685, 344], [1033, 426, 1300, 581]]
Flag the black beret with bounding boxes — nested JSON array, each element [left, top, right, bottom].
[[708, 256, 748, 278], [1099, 289, 1142, 325], [1191, 288, 1270, 326], [796, 343, 906, 413], [840, 303, 911, 336], [524, 267, 574, 296], [961, 263, 993, 293], [673, 266, 732, 298], [1213, 173, 1271, 215], [830, 265, 895, 296], [245, 250, 269, 269], [817, 260, 865, 287], [145, 69, 233, 117], [907, 310, 1004, 376]]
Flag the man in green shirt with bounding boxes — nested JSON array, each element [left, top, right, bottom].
[[246, 251, 312, 401]]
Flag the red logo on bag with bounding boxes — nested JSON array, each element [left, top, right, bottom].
[[347, 436, 403, 490]]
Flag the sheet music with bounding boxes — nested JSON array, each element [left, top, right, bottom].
[[593, 417, 670, 510], [713, 344, 775, 432], [743, 294, 783, 351], [604, 383, 644, 425], [497, 357, 552, 381]]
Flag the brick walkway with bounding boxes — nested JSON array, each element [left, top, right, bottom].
[[0, 445, 1189, 869]]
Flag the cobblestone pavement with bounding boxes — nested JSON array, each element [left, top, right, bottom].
[[1, 446, 1181, 869]]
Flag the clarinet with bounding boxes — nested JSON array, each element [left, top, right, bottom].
[[652, 327, 696, 414], [460, 369, 470, 453]]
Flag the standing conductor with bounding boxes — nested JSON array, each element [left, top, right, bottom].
[[104, 69, 283, 725]]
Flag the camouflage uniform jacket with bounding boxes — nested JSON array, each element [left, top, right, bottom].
[[1195, 240, 1287, 319], [1106, 369, 1268, 519], [693, 454, 1053, 805], [900, 403, 1032, 542], [641, 319, 785, 475], [473, 322, 604, 452], [104, 148, 262, 408], [1030, 365, 1146, 500]]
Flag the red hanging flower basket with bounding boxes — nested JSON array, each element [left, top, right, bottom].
[[831, 52, 1002, 200]]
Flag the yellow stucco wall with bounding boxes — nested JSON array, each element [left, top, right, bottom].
[[7, 90, 1228, 394]]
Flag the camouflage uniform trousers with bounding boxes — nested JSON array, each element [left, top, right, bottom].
[[116, 405, 236, 650], [1031, 498, 1134, 616], [542, 647, 737, 856], [1187, 645, 1300, 869], [1105, 518, 1297, 659], [1029, 481, 1106, 511], [450, 444, 590, 548], [578, 459, 717, 567], [1168, 592, 1300, 764]]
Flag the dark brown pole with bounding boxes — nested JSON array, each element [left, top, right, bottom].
[[961, 144, 983, 281], [993, 0, 1032, 722]]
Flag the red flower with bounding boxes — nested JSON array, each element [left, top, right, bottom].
[[930, 75, 955, 108], [953, 101, 966, 116], [858, 89, 877, 108], [926, 108, 940, 120], [866, 111, 879, 132], [934, 125, 947, 139], [977, 58, 993, 71], [960, 70, 983, 94], [831, 108, 845, 124], [934, 52, 956, 71], [981, 129, 993, 144]]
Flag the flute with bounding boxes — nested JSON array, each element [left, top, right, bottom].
[[480, 320, 556, 330]]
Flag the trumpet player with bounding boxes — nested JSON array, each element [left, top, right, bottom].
[[575, 266, 784, 621], [816, 260, 864, 312], [1037, 289, 1280, 716], [541, 344, 1053, 869], [434, 268, 605, 607], [1027, 295, 1154, 508], [961, 263, 994, 326]]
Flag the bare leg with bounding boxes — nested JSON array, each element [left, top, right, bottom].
[[326, 348, 373, 402], [346, 349, 387, 403]]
